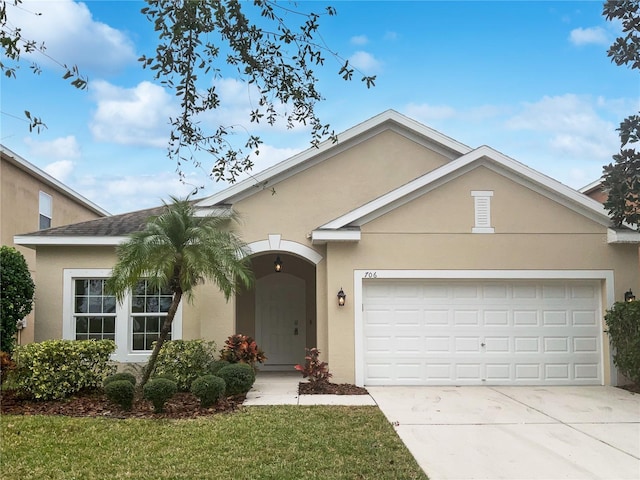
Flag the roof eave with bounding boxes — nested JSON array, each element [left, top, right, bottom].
[[311, 229, 361, 245], [607, 229, 640, 244], [13, 235, 127, 248]]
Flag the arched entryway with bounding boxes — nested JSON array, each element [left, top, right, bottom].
[[236, 253, 317, 370]]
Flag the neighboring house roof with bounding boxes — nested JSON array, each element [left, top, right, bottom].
[[579, 178, 604, 195], [1, 144, 110, 217]]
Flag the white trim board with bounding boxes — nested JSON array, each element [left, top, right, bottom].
[[352, 269, 615, 387], [14, 235, 127, 247]]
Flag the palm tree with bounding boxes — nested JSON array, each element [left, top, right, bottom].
[[106, 197, 253, 387]]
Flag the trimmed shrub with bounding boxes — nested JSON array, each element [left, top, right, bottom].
[[605, 301, 640, 384], [154, 340, 217, 391], [219, 334, 266, 367], [105, 380, 135, 410], [0, 246, 35, 355], [216, 363, 255, 396], [103, 372, 137, 388], [143, 377, 177, 413], [191, 374, 226, 407], [208, 359, 230, 375], [13, 339, 116, 400]]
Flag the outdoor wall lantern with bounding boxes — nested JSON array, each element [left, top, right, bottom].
[[625, 289, 635, 302], [337, 288, 346, 307], [274, 256, 283, 273]]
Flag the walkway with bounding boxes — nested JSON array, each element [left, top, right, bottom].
[[244, 371, 376, 406]]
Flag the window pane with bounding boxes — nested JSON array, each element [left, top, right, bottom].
[[89, 317, 103, 334], [76, 317, 88, 334], [145, 334, 159, 351], [147, 316, 160, 333], [89, 279, 103, 295], [88, 334, 102, 341], [103, 334, 115, 341], [131, 296, 144, 313], [76, 333, 89, 341], [160, 296, 172, 312], [103, 316, 115, 334], [39, 215, 51, 230], [132, 334, 145, 351], [132, 318, 144, 333], [39, 191, 52, 216], [134, 281, 146, 296], [75, 280, 88, 296], [146, 297, 159, 313], [88, 297, 102, 313], [75, 297, 88, 313], [103, 296, 116, 314]]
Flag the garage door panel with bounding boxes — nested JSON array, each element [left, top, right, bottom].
[[363, 279, 602, 386]]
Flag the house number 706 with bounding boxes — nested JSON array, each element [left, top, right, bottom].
[[364, 272, 378, 278]]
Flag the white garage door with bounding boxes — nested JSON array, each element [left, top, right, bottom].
[[363, 279, 602, 386]]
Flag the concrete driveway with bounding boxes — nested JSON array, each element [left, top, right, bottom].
[[368, 386, 640, 480]]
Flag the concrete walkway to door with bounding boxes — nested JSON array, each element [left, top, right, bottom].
[[368, 385, 640, 480]]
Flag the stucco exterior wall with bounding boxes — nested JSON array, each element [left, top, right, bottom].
[[2, 157, 106, 345], [319, 168, 638, 383]]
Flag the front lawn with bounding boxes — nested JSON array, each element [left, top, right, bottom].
[[1, 405, 427, 479]]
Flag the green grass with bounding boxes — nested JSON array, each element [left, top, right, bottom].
[[1, 406, 427, 480]]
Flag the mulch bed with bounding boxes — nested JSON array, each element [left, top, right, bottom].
[[298, 382, 369, 395], [0, 390, 245, 419], [1, 382, 369, 419]]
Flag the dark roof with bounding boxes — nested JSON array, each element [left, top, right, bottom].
[[20, 205, 167, 237]]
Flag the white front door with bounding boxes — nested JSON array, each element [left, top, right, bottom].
[[256, 273, 306, 368]]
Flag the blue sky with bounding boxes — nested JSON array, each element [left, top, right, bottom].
[[1, 0, 637, 214]]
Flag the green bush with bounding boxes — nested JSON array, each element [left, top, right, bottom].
[[143, 377, 177, 413], [154, 340, 217, 391], [13, 340, 116, 400], [105, 380, 135, 410], [208, 359, 230, 375], [216, 363, 255, 396], [104, 372, 137, 388], [0, 246, 35, 355], [605, 301, 640, 384], [191, 374, 226, 407]]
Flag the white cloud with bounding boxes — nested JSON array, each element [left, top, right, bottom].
[[405, 103, 457, 122], [569, 27, 609, 46], [384, 31, 398, 41], [350, 35, 369, 46], [348, 51, 382, 74], [24, 135, 81, 159], [44, 160, 74, 182], [506, 94, 618, 160], [7, 0, 136, 75], [76, 171, 203, 214], [89, 80, 176, 147]]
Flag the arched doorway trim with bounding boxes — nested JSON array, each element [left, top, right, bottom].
[[246, 234, 323, 264]]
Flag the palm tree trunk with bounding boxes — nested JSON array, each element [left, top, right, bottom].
[[140, 289, 183, 388]]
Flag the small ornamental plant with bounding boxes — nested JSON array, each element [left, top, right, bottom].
[[216, 363, 256, 396], [143, 377, 177, 413], [105, 380, 135, 410], [219, 334, 266, 367], [103, 372, 137, 388], [191, 374, 226, 407], [295, 348, 332, 386]]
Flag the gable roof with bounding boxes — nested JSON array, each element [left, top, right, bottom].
[[1, 144, 110, 217], [311, 145, 615, 243], [195, 110, 472, 210]]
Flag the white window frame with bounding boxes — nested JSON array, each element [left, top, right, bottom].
[[63, 269, 182, 362], [39, 191, 52, 229], [471, 190, 494, 233]]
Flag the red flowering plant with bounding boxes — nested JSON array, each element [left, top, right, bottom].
[[294, 348, 332, 385], [219, 334, 266, 367]]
